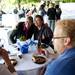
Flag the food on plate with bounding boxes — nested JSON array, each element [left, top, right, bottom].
[[32, 55, 47, 64], [38, 48, 46, 55], [34, 48, 47, 56]]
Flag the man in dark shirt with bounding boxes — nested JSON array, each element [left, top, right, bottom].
[[47, 3, 56, 32]]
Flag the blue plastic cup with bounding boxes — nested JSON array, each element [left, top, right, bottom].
[[21, 44, 28, 54]]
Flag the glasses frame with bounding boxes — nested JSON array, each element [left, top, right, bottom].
[[52, 36, 67, 39]]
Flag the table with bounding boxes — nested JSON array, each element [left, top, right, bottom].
[[0, 43, 56, 75], [14, 53, 44, 75], [8, 44, 55, 75]]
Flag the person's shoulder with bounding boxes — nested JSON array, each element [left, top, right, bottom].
[[56, 8, 61, 12], [47, 8, 52, 11], [45, 48, 75, 75], [11, 29, 19, 36], [45, 56, 75, 75], [58, 57, 75, 75], [43, 24, 52, 30]]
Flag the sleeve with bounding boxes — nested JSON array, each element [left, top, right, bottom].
[[10, 30, 17, 44], [47, 9, 49, 16], [45, 27, 53, 48], [44, 27, 53, 42], [40, 26, 53, 48], [45, 57, 75, 75]]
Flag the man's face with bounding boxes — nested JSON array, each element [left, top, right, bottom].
[[53, 26, 65, 53]]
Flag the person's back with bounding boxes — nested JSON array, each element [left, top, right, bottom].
[[44, 48, 75, 75], [47, 7, 56, 20], [47, 3, 56, 32], [39, 4, 46, 17]]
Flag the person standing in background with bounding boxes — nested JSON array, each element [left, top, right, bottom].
[[47, 3, 56, 32], [55, 5, 62, 21], [39, 4, 46, 17], [13, 7, 18, 14]]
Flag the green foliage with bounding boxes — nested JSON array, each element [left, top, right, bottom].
[[15, 0, 39, 4], [19, 35, 26, 41], [59, 0, 75, 2]]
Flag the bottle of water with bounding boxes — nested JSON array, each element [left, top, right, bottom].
[[29, 35, 38, 52], [16, 39, 21, 50], [29, 42, 37, 52], [0, 38, 4, 48]]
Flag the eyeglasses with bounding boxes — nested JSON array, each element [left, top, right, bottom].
[[52, 36, 67, 42], [52, 36, 67, 39]]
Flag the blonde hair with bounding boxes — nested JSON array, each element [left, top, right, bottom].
[[56, 19, 75, 47]]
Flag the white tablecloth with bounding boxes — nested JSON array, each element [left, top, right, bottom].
[[8, 44, 53, 75], [10, 50, 50, 75]]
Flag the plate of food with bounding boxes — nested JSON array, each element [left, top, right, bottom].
[[32, 54, 47, 64]]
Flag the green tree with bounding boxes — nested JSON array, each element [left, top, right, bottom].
[[16, 0, 39, 9], [59, 0, 75, 2], [17, 0, 21, 9], [22, 0, 39, 3]]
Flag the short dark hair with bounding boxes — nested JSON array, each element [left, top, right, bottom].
[[55, 5, 59, 8], [35, 15, 44, 22]]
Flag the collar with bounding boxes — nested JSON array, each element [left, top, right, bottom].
[[59, 47, 75, 59]]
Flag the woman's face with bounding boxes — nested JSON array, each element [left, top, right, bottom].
[[34, 17, 43, 27], [25, 19, 32, 29]]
